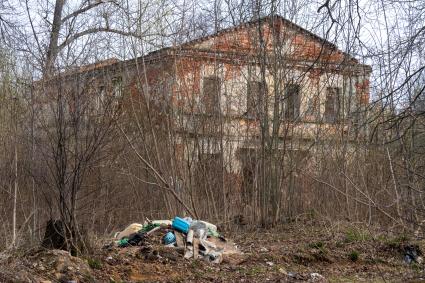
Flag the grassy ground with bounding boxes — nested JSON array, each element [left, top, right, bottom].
[[1, 221, 424, 282]]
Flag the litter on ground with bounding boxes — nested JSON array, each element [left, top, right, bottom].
[[111, 217, 240, 264]]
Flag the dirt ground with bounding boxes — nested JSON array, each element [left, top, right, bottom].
[[1, 221, 425, 282]]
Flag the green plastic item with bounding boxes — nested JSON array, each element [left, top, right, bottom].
[[208, 228, 220, 238], [117, 223, 160, 247], [118, 238, 129, 247], [140, 223, 160, 233]]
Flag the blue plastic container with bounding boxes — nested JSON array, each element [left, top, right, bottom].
[[163, 231, 176, 245], [172, 217, 190, 233]]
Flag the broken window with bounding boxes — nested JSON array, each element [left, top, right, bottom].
[[283, 84, 300, 120], [247, 81, 265, 117], [96, 85, 106, 110], [112, 77, 123, 98], [202, 76, 221, 114], [324, 87, 340, 123]]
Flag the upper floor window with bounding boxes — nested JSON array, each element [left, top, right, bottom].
[[96, 85, 106, 110], [324, 87, 340, 123], [202, 76, 221, 114], [283, 84, 300, 120], [247, 81, 265, 118], [112, 77, 123, 98]]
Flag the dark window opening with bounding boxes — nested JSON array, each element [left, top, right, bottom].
[[324, 87, 340, 123], [242, 165, 254, 203], [203, 76, 221, 114], [195, 152, 223, 195], [239, 150, 257, 204], [283, 84, 300, 120]]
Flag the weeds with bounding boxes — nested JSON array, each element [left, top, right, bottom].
[[345, 228, 371, 243], [309, 241, 327, 256], [246, 266, 265, 276], [379, 235, 410, 249], [349, 251, 360, 262], [309, 241, 324, 249], [87, 258, 102, 270]]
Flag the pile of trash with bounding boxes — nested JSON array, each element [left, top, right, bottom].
[[111, 217, 239, 264]]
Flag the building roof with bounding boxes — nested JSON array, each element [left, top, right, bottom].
[[137, 15, 363, 67], [181, 15, 340, 51], [59, 15, 369, 78]]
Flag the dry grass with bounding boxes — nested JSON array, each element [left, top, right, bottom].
[[0, 221, 424, 282]]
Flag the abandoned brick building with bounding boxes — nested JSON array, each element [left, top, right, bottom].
[[51, 16, 372, 221]]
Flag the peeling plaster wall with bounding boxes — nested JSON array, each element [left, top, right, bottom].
[[88, 18, 371, 177], [173, 59, 368, 130], [170, 55, 370, 172], [163, 20, 371, 174]]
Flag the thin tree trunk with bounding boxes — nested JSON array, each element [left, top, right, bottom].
[[12, 96, 18, 246]]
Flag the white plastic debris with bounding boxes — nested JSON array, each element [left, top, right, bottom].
[[115, 223, 143, 239], [310, 272, 325, 281]]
